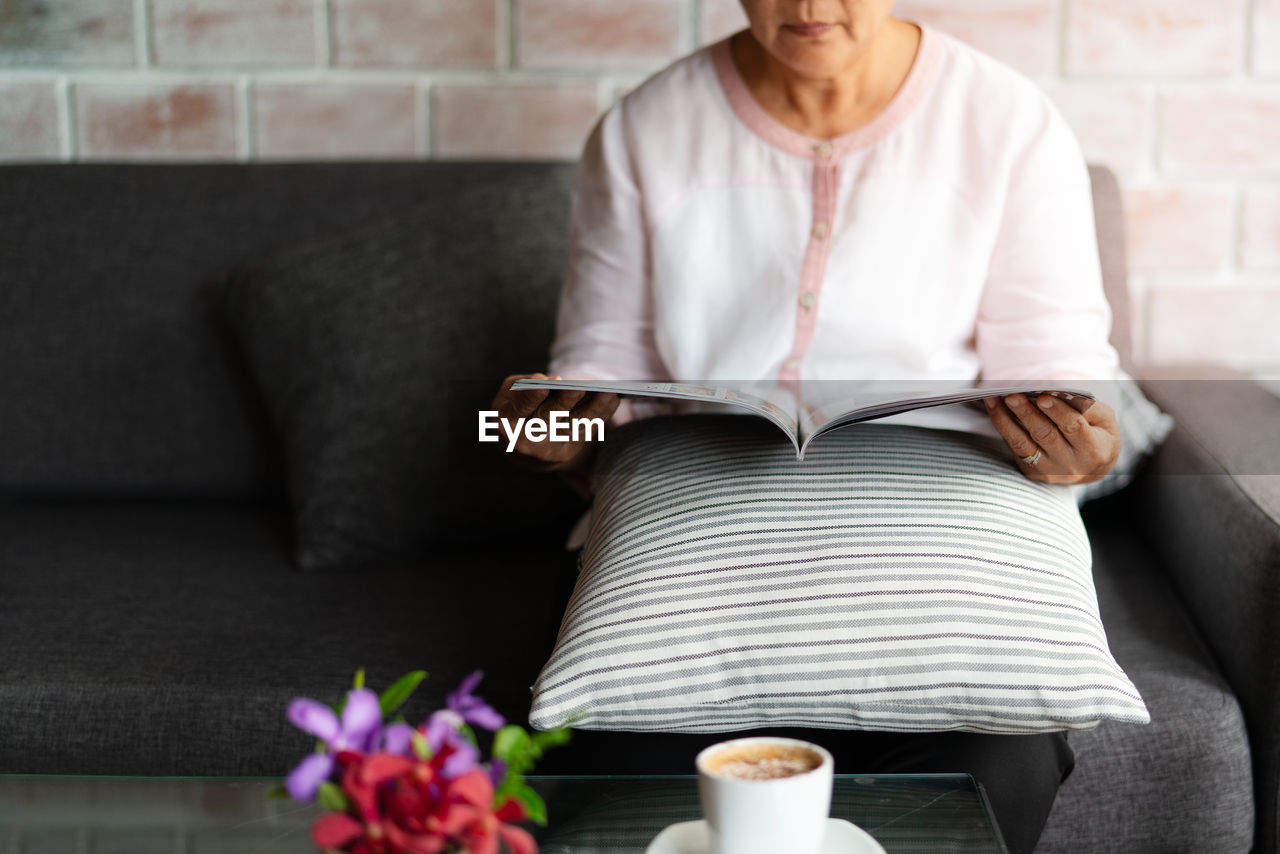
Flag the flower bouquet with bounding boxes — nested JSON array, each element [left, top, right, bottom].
[[282, 669, 569, 854]]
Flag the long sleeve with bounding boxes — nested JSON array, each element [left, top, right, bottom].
[[975, 95, 1121, 384], [547, 106, 669, 387]]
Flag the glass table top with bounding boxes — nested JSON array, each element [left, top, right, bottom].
[[0, 773, 1007, 853]]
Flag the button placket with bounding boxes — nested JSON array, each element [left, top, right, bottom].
[[780, 151, 840, 381]]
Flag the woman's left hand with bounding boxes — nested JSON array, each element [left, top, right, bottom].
[[983, 393, 1121, 484]]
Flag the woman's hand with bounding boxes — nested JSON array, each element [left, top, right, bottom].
[[489, 373, 620, 473], [983, 393, 1121, 484]]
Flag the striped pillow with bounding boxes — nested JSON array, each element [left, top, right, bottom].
[[529, 415, 1149, 734]]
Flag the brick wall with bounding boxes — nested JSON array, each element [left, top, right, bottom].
[[1, 0, 1277, 375]]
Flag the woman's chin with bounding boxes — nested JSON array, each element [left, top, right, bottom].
[[773, 50, 856, 80]]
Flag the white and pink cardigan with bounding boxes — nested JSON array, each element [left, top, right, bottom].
[[548, 24, 1119, 436]]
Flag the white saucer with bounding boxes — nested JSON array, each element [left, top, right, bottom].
[[645, 818, 887, 854]]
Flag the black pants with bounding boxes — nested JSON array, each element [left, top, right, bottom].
[[822, 728, 1077, 854]]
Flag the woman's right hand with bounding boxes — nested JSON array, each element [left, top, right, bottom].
[[489, 373, 620, 473]]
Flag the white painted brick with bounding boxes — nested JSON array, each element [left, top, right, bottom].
[[1147, 281, 1280, 368], [1066, 0, 1244, 75], [1122, 184, 1236, 270], [1043, 83, 1152, 177], [1242, 185, 1280, 269]]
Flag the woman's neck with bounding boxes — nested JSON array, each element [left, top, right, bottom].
[[730, 18, 922, 141]]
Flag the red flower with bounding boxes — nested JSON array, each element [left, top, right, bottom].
[[437, 770, 536, 854], [312, 812, 364, 849], [309, 750, 536, 854], [341, 751, 415, 821]]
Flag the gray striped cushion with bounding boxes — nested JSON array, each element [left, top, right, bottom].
[[529, 415, 1149, 734]]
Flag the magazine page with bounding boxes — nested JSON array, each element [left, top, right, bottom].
[[797, 380, 977, 438], [508, 378, 801, 446], [796, 380, 1096, 455]]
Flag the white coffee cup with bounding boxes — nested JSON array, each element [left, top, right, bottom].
[[695, 736, 834, 854]]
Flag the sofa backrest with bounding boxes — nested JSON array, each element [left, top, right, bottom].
[[1088, 164, 1133, 374], [0, 162, 575, 499], [0, 162, 1131, 500]]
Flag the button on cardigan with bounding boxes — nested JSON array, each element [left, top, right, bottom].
[[547, 24, 1120, 435]]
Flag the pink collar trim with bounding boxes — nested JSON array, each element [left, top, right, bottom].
[[711, 24, 942, 159]]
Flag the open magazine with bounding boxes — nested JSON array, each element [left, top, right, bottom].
[[509, 378, 1095, 460]]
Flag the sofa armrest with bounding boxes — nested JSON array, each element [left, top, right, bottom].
[[1132, 365, 1280, 854]]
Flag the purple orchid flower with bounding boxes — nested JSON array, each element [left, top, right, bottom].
[[380, 717, 474, 776], [423, 714, 481, 778], [381, 721, 416, 756], [356, 672, 507, 779], [447, 670, 506, 731], [407, 671, 506, 779], [284, 688, 383, 801]]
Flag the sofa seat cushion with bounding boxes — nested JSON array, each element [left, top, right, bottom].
[[1037, 513, 1253, 853], [0, 498, 1255, 854], [0, 498, 574, 777]]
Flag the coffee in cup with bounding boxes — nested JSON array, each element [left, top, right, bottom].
[[702, 741, 825, 780], [696, 737, 834, 854]]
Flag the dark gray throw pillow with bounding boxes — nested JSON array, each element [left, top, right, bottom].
[[219, 169, 585, 570]]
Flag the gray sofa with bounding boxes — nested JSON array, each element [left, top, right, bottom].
[[1, 162, 1276, 854]]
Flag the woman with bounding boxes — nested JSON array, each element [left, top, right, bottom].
[[492, 2, 1124, 850]]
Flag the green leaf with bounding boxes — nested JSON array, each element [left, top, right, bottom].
[[507, 782, 548, 826], [379, 670, 427, 717], [265, 784, 289, 800], [489, 725, 569, 827], [411, 730, 431, 760], [494, 724, 571, 778], [352, 668, 366, 691], [531, 727, 572, 752], [493, 725, 532, 763], [317, 781, 349, 813]]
